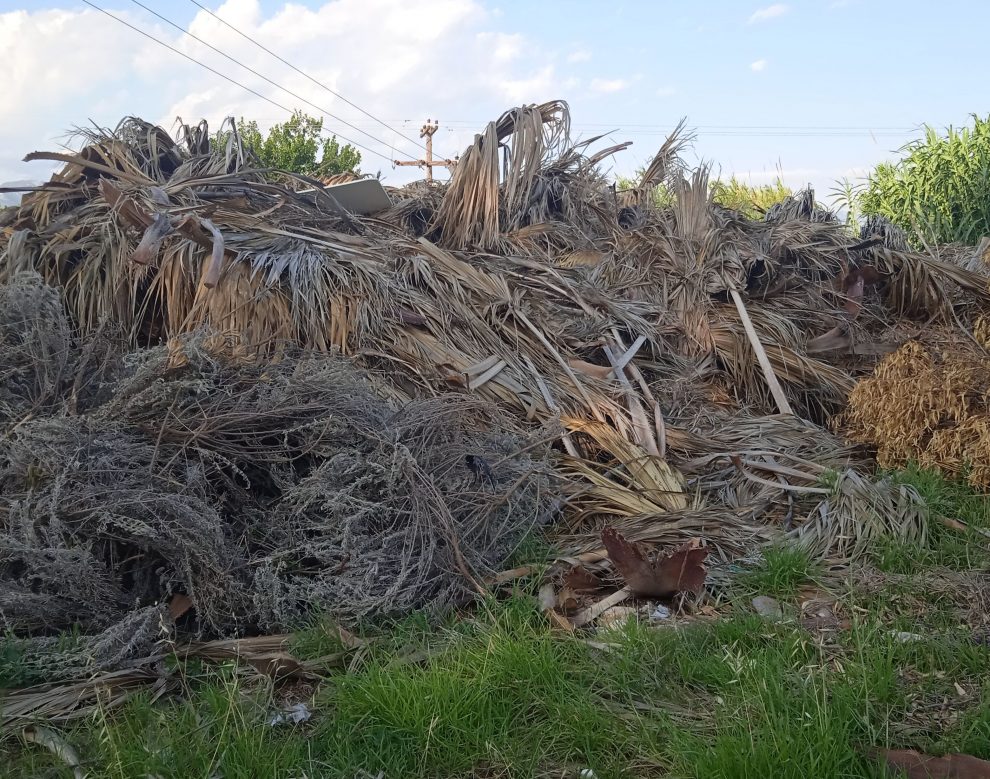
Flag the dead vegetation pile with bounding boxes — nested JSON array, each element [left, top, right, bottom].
[[0, 272, 552, 658], [1, 101, 989, 666], [843, 339, 990, 487]]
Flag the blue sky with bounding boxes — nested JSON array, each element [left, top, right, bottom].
[[0, 0, 986, 200]]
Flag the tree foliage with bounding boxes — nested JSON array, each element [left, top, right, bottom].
[[861, 115, 990, 246], [214, 111, 361, 177]]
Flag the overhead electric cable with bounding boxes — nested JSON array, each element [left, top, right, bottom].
[[82, 0, 396, 163], [187, 0, 429, 154], [127, 0, 416, 160]]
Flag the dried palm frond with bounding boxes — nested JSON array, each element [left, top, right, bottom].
[[560, 416, 688, 522], [615, 118, 691, 211], [765, 188, 837, 224], [1, 668, 173, 731], [434, 101, 570, 249], [861, 213, 910, 252], [793, 469, 929, 560]]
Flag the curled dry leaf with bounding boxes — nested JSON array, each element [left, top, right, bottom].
[[167, 593, 193, 621], [839, 265, 880, 320], [871, 748, 990, 779], [601, 528, 708, 598], [557, 565, 606, 611]]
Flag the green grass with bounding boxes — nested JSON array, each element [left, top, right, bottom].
[[4, 467, 990, 778], [7, 591, 990, 779], [736, 544, 819, 597], [875, 465, 990, 574]]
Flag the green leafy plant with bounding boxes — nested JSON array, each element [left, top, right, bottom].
[[615, 172, 790, 216], [861, 115, 990, 246], [214, 111, 361, 176]]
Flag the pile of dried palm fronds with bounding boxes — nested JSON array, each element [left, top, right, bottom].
[[2, 101, 989, 665]]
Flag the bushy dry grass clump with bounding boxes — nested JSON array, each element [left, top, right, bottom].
[[841, 339, 990, 487]]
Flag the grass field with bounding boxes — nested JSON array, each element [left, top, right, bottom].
[[2, 467, 989, 779]]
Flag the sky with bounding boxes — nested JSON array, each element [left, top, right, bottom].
[[1, 0, 987, 203]]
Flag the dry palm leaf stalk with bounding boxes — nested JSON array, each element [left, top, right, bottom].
[[1, 102, 989, 684]]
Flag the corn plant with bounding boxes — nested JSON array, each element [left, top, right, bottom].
[[710, 175, 792, 220], [861, 115, 990, 246], [829, 177, 865, 233]]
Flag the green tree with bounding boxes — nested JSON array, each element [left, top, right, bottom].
[[709, 175, 792, 219], [861, 115, 990, 246], [214, 111, 361, 176]]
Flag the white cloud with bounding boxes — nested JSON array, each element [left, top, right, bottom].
[[0, 0, 564, 184], [655, 86, 676, 98], [747, 4, 789, 23], [566, 48, 591, 63], [499, 65, 556, 103], [589, 77, 629, 94], [750, 59, 768, 72], [488, 32, 524, 63]]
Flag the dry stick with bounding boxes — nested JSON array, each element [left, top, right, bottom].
[[572, 587, 633, 628], [488, 548, 610, 585], [728, 287, 794, 416], [610, 334, 647, 375]]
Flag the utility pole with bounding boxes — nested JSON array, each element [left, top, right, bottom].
[[394, 119, 457, 182]]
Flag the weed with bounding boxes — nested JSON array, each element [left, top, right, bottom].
[[737, 544, 819, 597]]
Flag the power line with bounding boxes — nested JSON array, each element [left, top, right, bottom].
[[251, 117, 919, 132], [246, 116, 916, 139], [82, 0, 395, 164], [187, 0, 429, 155], [124, 0, 414, 162], [425, 119, 920, 132], [610, 130, 911, 138]]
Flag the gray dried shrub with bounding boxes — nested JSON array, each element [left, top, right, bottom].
[[0, 276, 553, 662], [0, 272, 74, 425]]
